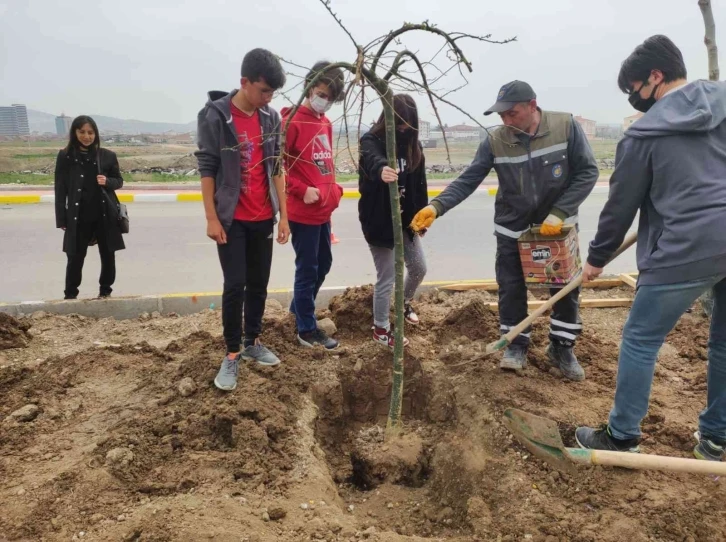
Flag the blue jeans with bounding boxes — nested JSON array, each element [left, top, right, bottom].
[[289, 221, 333, 334], [609, 274, 726, 441]]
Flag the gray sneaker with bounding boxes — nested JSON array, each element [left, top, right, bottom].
[[214, 353, 241, 391], [241, 341, 281, 367]]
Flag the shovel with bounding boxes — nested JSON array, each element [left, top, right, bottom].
[[485, 231, 638, 354], [503, 408, 726, 475]]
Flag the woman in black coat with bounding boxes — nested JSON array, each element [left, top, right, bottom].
[[358, 94, 428, 349], [54, 115, 125, 300]]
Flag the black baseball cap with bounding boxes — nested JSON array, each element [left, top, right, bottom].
[[484, 80, 537, 115]]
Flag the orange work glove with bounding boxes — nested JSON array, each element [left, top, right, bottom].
[[411, 205, 437, 232], [539, 213, 564, 236]]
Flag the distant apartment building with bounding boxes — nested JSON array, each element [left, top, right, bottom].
[[55, 114, 73, 136], [623, 112, 644, 131], [440, 124, 480, 140], [418, 120, 431, 140], [0, 104, 30, 137], [574, 116, 597, 139]]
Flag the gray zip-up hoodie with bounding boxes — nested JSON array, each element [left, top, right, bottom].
[[588, 80, 726, 285], [195, 89, 281, 231]]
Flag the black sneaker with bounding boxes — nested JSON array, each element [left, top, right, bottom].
[[694, 431, 726, 461], [298, 328, 339, 350], [575, 425, 640, 452]]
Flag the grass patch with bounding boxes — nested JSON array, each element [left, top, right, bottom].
[[124, 173, 195, 183], [0, 172, 194, 186], [0, 172, 54, 185], [11, 153, 57, 159]]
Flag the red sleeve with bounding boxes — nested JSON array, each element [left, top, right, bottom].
[[284, 116, 308, 198], [287, 172, 308, 198], [329, 122, 342, 196]]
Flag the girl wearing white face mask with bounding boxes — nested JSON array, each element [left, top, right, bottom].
[[282, 61, 346, 350]]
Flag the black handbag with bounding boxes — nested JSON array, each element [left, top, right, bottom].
[[98, 150, 129, 234]]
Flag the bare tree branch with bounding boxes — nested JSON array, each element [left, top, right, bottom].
[[369, 20, 498, 74], [386, 51, 452, 164], [699, 0, 720, 81], [449, 31, 517, 45], [318, 0, 360, 50]]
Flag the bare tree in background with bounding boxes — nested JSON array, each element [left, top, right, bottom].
[[699, 0, 720, 81], [278, 0, 513, 436], [698, 0, 719, 317]]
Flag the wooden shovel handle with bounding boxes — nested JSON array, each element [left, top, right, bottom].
[[497, 231, 638, 349], [585, 448, 726, 475]]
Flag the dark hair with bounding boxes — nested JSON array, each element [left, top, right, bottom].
[[617, 35, 687, 93], [65, 115, 100, 154], [305, 61, 346, 103], [241, 48, 286, 89], [369, 94, 422, 171]]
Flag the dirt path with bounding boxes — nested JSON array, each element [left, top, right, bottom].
[[0, 288, 722, 542]]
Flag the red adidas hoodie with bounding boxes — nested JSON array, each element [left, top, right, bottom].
[[282, 105, 343, 225]]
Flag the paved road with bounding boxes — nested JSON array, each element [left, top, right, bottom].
[[0, 194, 636, 303]]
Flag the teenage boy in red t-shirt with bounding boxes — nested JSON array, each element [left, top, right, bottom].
[[282, 61, 345, 349], [195, 48, 290, 391]]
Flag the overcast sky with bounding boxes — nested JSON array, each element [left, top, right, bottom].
[[1, 0, 723, 127]]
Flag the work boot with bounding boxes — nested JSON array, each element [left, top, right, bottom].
[[298, 328, 339, 350], [547, 342, 585, 381], [241, 340, 281, 367], [575, 425, 640, 452], [500, 344, 527, 372], [694, 431, 726, 461], [214, 353, 241, 391]]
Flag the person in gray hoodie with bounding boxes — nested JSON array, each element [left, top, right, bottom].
[[195, 48, 290, 392], [576, 35, 726, 462]]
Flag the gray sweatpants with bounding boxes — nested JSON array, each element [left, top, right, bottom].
[[368, 234, 427, 329]]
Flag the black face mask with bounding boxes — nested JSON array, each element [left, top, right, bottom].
[[396, 130, 413, 143], [629, 81, 661, 113]]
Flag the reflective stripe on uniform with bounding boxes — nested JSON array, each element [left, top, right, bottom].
[[494, 223, 529, 239], [550, 330, 578, 341], [493, 142, 569, 165], [494, 215, 578, 239], [550, 319, 583, 330]]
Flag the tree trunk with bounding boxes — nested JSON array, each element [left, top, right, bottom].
[[698, 0, 719, 317], [699, 0, 720, 81], [381, 88, 406, 437]]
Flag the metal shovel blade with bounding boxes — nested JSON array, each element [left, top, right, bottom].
[[502, 408, 577, 474]]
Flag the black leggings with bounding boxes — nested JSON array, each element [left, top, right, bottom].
[[64, 220, 115, 298]]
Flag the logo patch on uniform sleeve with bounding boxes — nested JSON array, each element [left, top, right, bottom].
[[552, 164, 563, 179]]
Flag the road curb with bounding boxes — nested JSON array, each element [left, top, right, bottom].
[[0, 281, 484, 320], [0, 186, 610, 205]]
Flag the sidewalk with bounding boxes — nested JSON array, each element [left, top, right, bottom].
[[0, 180, 611, 204]]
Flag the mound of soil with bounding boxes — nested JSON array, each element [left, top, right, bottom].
[[329, 285, 375, 335], [0, 287, 723, 542], [0, 313, 31, 350]]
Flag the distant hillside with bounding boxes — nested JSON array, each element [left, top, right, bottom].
[[28, 109, 196, 135]]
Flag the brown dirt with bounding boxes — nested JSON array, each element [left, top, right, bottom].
[[0, 313, 31, 350], [0, 288, 724, 542]]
